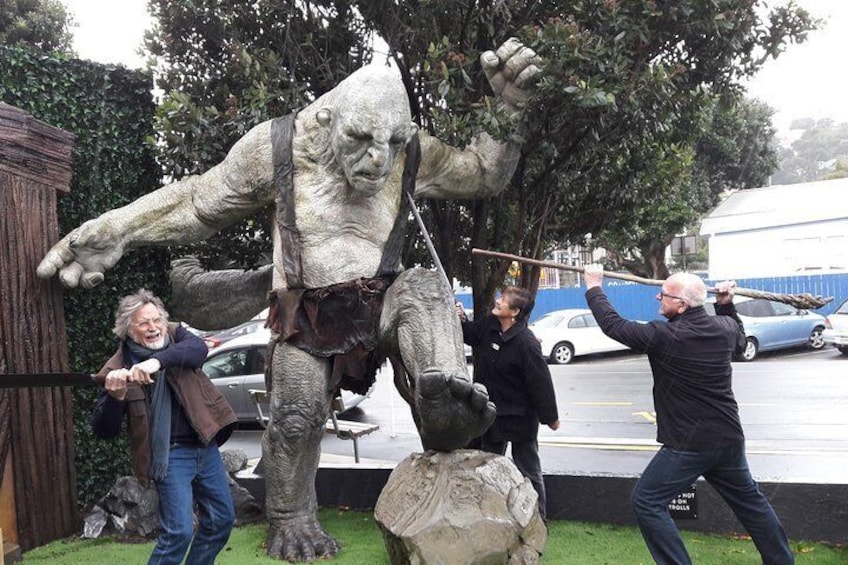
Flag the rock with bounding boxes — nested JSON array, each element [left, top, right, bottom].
[[82, 505, 108, 539], [228, 474, 264, 525], [83, 476, 159, 538], [82, 458, 264, 539], [375, 450, 547, 564], [221, 449, 249, 474]]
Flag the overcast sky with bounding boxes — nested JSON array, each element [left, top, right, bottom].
[[62, 0, 848, 139]]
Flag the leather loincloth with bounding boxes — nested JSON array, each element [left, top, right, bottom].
[[267, 276, 395, 395]]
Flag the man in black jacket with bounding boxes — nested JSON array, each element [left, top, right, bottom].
[[583, 265, 794, 565], [461, 286, 560, 519]]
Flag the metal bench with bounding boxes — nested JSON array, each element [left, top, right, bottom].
[[248, 389, 379, 463]]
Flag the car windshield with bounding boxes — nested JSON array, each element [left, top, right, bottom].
[[836, 300, 848, 315], [533, 312, 566, 328]]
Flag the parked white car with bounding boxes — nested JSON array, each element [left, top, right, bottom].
[[202, 328, 374, 423], [528, 308, 632, 364], [823, 298, 848, 356]]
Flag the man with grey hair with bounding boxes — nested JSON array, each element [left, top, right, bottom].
[[91, 289, 238, 565], [582, 266, 794, 565]]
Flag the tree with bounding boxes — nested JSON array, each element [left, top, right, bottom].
[[514, 2, 813, 285], [596, 96, 780, 278], [821, 158, 848, 181], [595, 143, 696, 279], [0, 0, 74, 53], [772, 118, 848, 184]]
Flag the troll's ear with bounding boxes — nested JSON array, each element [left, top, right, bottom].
[[405, 122, 419, 142], [316, 108, 332, 128]]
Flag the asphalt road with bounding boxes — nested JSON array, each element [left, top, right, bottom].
[[226, 344, 848, 483]]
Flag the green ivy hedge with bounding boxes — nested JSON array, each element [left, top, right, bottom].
[[1, 45, 169, 507]]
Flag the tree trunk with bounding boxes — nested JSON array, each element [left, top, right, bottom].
[[641, 240, 672, 279]]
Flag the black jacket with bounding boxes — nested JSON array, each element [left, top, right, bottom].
[[463, 316, 558, 442], [585, 287, 745, 451]]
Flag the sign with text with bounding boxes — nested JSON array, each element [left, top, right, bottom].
[[668, 483, 698, 519]]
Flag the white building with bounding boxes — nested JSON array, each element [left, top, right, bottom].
[[699, 178, 848, 279]]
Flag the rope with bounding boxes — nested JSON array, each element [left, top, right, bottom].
[[472, 249, 834, 310]]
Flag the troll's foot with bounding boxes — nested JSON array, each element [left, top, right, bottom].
[[267, 515, 340, 562], [415, 368, 496, 451]]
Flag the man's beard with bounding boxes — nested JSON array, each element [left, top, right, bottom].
[[146, 336, 167, 350]]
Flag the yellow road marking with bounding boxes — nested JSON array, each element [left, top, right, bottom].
[[633, 411, 657, 424]]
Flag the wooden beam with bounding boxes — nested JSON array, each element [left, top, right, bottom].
[[0, 103, 74, 191]]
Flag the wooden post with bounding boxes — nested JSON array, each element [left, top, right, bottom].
[[0, 452, 17, 542], [1, 450, 18, 564], [0, 103, 76, 551]]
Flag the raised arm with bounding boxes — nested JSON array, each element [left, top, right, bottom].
[[37, 120, 277, 288], [583, 264, 657, 353], [415, 38, 541, 200]]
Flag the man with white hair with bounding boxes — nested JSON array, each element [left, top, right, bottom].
[[582, 266, 794, 565]]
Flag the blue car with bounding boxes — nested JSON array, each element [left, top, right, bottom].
[[705, 297, 826, 361]]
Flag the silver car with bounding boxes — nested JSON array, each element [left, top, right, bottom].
[[823, 298, 848, 356], [202, 328, 374, 423]]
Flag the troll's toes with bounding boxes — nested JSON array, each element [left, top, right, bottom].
[[417, 369, 495, 451]]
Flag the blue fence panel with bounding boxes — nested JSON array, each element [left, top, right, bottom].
[[456, 273, 848, 322], [532, 281, 659, 322], [704, 274, 848, 316], [456, 282, 659, 322]]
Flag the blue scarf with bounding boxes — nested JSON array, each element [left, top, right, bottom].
[[127, 334, 172, 482]]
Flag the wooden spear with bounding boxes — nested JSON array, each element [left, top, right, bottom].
[[472, 249, 834, 310]]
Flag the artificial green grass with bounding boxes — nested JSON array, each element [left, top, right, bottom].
[[21, 508, 848, 564]]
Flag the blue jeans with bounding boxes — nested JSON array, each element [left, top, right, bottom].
[[148, 444, 235, 565], [482, 437, 547, 519], [632, 443, 794, 565]]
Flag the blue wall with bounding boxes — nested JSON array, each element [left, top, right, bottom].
[[456, 273, 848, 323]]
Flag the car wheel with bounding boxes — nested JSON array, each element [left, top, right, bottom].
[[839, 345, 848, 357], [739, 337, 758, 361], [809, 327, 825, 350], [551, 342, 574, 365]]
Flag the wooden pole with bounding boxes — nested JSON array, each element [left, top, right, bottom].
[[1, 103, 78, 551], [472, 249, 834, 310]]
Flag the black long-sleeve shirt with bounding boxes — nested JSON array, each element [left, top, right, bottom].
[[585, 287, 745, 451], [463, 316, 558, 442]]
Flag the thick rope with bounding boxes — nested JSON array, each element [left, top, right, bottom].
[[472, 249, 834, 310]]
